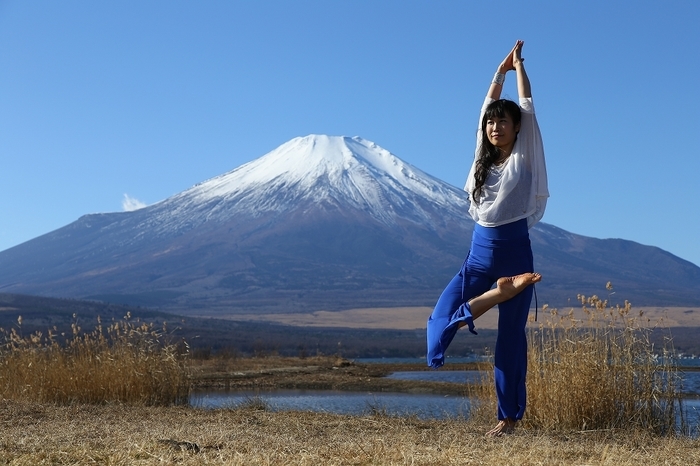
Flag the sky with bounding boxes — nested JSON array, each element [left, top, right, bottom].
[[1, 0, 699, 267]]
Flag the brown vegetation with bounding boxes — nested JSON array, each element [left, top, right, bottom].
[[1, 399, 699, 465], [190, 355, 484, 395], [469, 290, 685, 435], [0, 289, 698, 463], [0, 314, 189, 405]]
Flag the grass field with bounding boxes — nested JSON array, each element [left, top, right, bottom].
[[1, 400, 699, 465], [1, 294, 699, 464]]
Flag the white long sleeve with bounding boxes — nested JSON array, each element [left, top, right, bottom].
[[464, 97, 549, 228]]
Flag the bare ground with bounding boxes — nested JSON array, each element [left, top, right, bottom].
[[1, 399, 698, 465], [2, 356, 699, 464], [217, 306, 700, 330], [189, 356, 479, 394]]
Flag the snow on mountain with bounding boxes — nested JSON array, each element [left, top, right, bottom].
[[2, 134, 700, 310], [150, 135, 469, 228]]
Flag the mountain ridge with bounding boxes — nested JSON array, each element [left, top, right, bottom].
[[1, 134, 699, 311]]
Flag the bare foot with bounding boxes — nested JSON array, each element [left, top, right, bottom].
[[495, 272, 541, 301], [458, 272, 543, 324], [485, 418, 517, 437]]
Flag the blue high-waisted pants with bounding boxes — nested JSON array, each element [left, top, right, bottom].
[[426, 218, 533, 421]]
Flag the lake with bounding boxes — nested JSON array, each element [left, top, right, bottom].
[[190, 362, 700, 432], [386, 369, 700, 396], [191, 389, 472, 419]]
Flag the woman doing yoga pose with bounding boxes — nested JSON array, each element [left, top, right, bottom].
[[426, 40, 549, 436]]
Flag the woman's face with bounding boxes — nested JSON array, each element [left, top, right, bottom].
[[485, 113, 520, 149]]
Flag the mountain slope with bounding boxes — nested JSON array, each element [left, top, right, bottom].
[[1, 134, 699, 311]]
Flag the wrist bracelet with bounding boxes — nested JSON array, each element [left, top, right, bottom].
[[492, 72, 505, 86]]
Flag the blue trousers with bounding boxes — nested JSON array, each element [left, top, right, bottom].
[[426, 219, 533, 421]]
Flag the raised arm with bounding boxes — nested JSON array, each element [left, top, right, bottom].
[[487, 40, 531, 100], [513, 41, 531, 99]]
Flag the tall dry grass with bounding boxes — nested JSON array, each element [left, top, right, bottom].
[[469, 284, 685, 434], [0, 313, 190, 405]]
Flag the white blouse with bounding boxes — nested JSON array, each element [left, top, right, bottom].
[[464, 96, 549, 229]]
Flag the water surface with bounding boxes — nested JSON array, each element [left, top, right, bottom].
[[191, 389, 470, 420], [190, 358, 700, 432], [388, 370, 700, 396]]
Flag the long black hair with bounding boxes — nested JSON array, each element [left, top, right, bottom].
[[471, 99, 522, 203]]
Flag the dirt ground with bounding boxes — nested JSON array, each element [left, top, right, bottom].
[[189, 355, 486, 394], [2, 398, 699, 465], [210, 306, 700, 330], [188, 354, 700, 397], [2, 356, 699, 464]]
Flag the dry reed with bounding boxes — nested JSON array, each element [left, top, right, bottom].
[[0, 313, 190, 405], [469, 284, 685, 434]]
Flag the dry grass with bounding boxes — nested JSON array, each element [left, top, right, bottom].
[[0, 292, 697, 463], [1, 399, 699, 465], [469, 287, 686, 434], [0, 313, 189, 405]]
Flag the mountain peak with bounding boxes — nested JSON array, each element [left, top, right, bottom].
[[183, 134, 403, 197], [2, 135, 700, 311], [161, 134, 469, 225]]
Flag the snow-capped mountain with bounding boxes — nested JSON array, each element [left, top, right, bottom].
[[128, 135, 469, 240], [1, 134, 699, 312], [167, 135, 467, 221]]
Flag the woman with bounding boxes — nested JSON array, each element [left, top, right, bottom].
[[426, 40, 549, 436]]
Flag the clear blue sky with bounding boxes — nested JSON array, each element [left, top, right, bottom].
[[1, 1, 699, 267]]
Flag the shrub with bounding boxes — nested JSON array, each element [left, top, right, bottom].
[[469, 285, 685, 434], [0, 314, 190, 405]]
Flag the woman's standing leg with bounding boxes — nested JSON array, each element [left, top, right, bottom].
[[493, 285, 532, 420], [488, 242, 534, 436]]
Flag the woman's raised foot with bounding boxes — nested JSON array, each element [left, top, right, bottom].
[[495, 272, 541, 301]]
